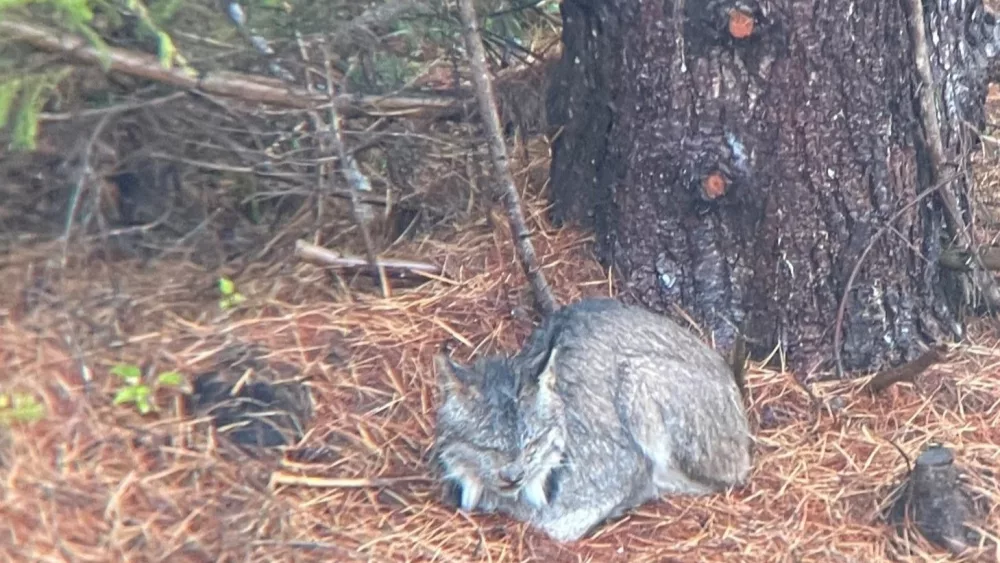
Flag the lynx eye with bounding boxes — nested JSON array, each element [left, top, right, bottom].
[[522, 436, 542, 457]]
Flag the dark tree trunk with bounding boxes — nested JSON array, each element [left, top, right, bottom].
[[546, 0, 1000, 376]]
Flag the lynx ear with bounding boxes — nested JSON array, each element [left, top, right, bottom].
[[434, 353, 475, 396], [535, 347, 560, 403]]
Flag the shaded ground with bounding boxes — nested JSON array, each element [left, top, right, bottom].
[[3, 63, 1000, 563]]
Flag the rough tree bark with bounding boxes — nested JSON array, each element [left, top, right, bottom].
[[546, 0, 1000, 376]]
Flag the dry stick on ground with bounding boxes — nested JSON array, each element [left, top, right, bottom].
[[833, 171, 960, 378], [268, 472, 431, 489], [295, 239, 441, 279], [455, 0, 558, 317], [861, 344, 950, 395]]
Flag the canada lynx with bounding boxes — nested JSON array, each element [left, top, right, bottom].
[[432, 298, 752, 542]]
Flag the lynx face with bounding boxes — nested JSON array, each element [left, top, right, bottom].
[[435, 440, 516, 512], [433, 353, 522, 512]]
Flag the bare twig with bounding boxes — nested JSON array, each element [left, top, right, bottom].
[[728, 328, 750, 400], [833, 172, 959, 377], [295, 239, 441, 279], [456, 0, 558, 317], [861, 343, 950, 395], [40, 92, 187, 121], [268, 472, 431, 489], [143, 152, 393, 206], [61, 113, 112, 267], [319, 45, 388, 297], [2, 18, 466, 118]]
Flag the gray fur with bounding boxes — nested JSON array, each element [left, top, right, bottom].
[[431, 298, 752, 542]]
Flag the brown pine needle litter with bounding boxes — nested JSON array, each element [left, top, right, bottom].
[[2, 156, 1000, 562]]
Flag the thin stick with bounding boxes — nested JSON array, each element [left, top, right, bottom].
[[319, 45, 388, 297], [861, 343, 949, 395], [268, 472, 431, 489], [61, 113, 112, 267], [295, 239, 441, 278], [456, 0, 558, 317], [833, 172, 959, 377], [40, 92, 187, 121]]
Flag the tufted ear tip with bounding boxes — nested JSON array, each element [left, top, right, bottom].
[[435, 353, 480, 399], [433, 352, 453, 375], [537, 346, 560, 394]]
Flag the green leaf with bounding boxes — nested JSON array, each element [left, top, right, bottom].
[[218, 277, 236, 296], [156, 31, 176, 69], [56, 0, 95, 22], [156, 371, 184, 387], [0, 78, 20, 131], [136, 396, 153, 415], [11, 77, 45, 151], [0, 0, 34, 12], [111, 364, 142, 384], [149, 0, 185, 23], [113, 386, 139, 405], [75, 25, 112, 70], [219, 292, 247, 311], [10, 393, 45, 423]]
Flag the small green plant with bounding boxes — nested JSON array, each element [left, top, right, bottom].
[[111, 363, 187, 415], [0, 392, 46, 425], [218, 276, 246, 310]]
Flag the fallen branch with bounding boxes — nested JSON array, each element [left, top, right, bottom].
[[456, 0, 558, 317], [294, 239, 441, 279], [3, 18, 466, 118], [268, 471, 431, 490], [861, 344, 949, 395]]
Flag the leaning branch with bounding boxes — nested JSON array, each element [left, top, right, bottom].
[[455, 0, 558, 317], [2, 19, 466, 118], [318, 44, 387, 297], [906, 0, 1000, 309]]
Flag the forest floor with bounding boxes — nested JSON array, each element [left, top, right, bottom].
[[4, 72, 1000, 563]]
